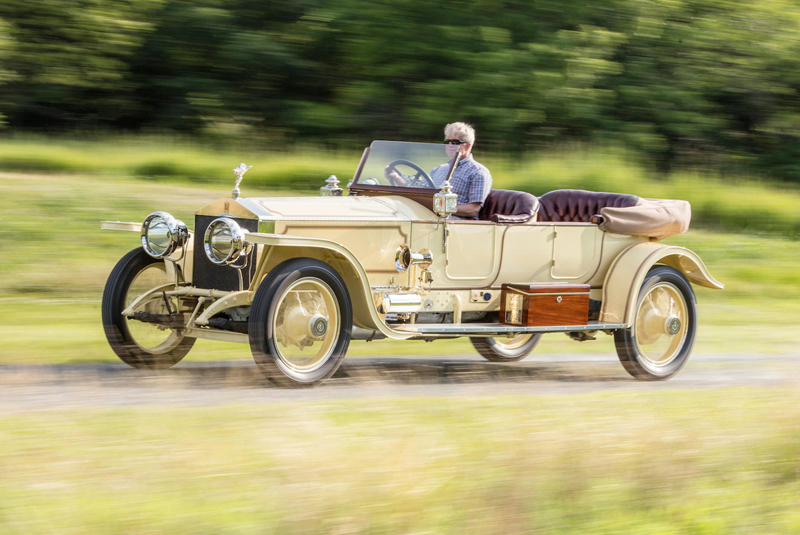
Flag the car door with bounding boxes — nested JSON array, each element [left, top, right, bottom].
[[443, 221, 500, 283], [549, 224, 602, 280], [493, 223, 603, 284]]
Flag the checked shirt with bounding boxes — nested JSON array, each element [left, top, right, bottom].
[[430, 154, 493, 219]]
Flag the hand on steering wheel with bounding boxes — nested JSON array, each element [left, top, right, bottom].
[[385, 159, 436, 188]]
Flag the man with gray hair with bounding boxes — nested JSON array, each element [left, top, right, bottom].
[[430, 122, 493, 219]]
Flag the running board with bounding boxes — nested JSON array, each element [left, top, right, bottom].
[[391, 321, 627, 336]]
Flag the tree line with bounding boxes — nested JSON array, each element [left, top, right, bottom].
[[2, 0, 800, 180]]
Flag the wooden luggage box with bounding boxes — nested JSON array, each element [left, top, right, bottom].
[[500, 283, 590, 327]]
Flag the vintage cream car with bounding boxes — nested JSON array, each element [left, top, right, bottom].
[[101, 140, 723, 387]]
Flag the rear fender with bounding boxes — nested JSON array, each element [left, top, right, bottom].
[[600, 242, 723, 326]]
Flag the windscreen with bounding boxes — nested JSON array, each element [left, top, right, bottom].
[[354, 140, 456, 189]]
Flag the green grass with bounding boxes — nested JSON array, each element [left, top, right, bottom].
[[1, 390, 799, 533], [0, 136, 355, 190]]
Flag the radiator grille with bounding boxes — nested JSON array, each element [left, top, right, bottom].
[[192, 215, 259, 291]]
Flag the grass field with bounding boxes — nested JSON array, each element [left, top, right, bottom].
[[1, 390, 799, 533], [1, 139, 799, 533]]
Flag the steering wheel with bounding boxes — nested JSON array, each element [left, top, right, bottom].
[[386, 159, 436, 188]]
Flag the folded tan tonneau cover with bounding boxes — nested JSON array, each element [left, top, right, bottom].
[[598, 198, 691, 240]]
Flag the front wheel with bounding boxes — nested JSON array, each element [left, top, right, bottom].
[[249, 258, 352, 387], [102, 248, 195, 369], [470, 333, 542, 362], [614, 265, 697, 380]]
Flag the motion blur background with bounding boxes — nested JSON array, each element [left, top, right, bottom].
[[1, 1, 800, 533], [2, 0, 800, 178]]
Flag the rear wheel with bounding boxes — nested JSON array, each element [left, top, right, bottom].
[[102, 248, 194, 369], [470, 333, 542, 362], [249, 258, 352, 387], [614, 265, 697, 380]]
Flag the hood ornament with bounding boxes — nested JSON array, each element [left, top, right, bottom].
[[232, 163, 252, 199]]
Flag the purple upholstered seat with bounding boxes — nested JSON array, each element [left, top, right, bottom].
[[478, 189, 539, 224], [537, 189, 639, 223]]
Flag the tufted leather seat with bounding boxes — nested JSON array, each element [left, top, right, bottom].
[[537, 189, 639, 223], [478, 189, 540, 224]]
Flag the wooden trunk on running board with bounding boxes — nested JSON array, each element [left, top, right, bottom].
[[500, 283, 590, 327]]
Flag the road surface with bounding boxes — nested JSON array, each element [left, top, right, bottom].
[[1, 353, 798, 411]]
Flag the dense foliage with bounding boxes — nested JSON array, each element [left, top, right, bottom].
[[2, 0, 800, 179]]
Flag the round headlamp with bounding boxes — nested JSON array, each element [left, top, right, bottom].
[[141, 211, 188, 259], [204, 217, 252, 266]]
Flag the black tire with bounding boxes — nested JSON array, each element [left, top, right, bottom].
[[614, 265, 697, 380], [249, 258, 352, 387], [470, 334, 542, 362], [102, 248, 195, 369]]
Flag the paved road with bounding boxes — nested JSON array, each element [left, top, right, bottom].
[[2, 353, 799, 411]]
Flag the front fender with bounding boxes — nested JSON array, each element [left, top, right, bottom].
[[599, 242, 723, 325], [245, 233, 413, 340]]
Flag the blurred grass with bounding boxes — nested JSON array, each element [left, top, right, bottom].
[[0, 136, 356, 190], [1, 390, 799, 533], [0, 138, 799, 363], [3, 137, 800, 235]]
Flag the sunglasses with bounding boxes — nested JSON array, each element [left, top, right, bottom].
[[443, 139, 468, 145]]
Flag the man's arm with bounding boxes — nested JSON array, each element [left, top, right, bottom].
[[456, 163, 491, 219], [384, 167, 407, 186], [455, 202, 481, 219]]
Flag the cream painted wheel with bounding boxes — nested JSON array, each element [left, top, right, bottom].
[[470, 333, 542, 362], [102, 248, 194, 369], [272, 278, 340, 373], [250, 258, 352, 387], [634, 282, 689, 366], [615, 266, 697, 380]]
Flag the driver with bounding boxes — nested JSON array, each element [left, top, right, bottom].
[[385, 122, 492, 220], [430, 122, 492, 220]]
